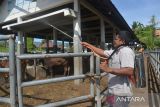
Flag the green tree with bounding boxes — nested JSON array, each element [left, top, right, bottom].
[[132, 16, 160, 49], [27, 37, 35, 51]]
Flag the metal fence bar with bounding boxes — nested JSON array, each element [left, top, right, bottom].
[[17, 52, 93, 59], [149, 52, 160, 78], [0, 34, 16, 107], [0, 97, 10, 103], [90, 54, 94, 97], [149, 54, 160, 65], [17, 58, 23, 107], [0, 68, 9, 72], [8, 34, 16, 107], [157, 53, 160, 78], [95, 57, 101, 107], [149, 51, 160, 53], [148, 55, 160, 107], [36, 95, 93, 107], [21, 75, 86, 87], [0, 35, 14, 41], [0, 53, 9, 57]]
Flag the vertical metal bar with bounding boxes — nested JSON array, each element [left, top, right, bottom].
[[158, 52, 160, 78], [96, 57, 101, 107], [53, 29, 57, 53], [17, 58, 23, 107], [73, 0, 82, 85], [34, 59, 36, 78], [9, 35, 16, 107], [17, 17, 23, 55], [17, 16, 24, 107], [90, 54, 94, 106], [156, 50, 158, 74]]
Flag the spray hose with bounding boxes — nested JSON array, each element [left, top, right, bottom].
[[46, 23, 108, 60]]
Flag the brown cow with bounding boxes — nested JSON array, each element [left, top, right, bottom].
[[41, 57, 72, 77], [0, 58, 27, 80], [0, 59, 9, 79]]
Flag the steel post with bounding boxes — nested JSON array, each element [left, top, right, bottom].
[[95, 57, 101, 107], [9, 35, 16, 107], [16, 58, 23, 107]]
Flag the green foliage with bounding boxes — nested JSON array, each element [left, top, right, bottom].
[[27, 37, 36, 51], [0, 41, 9, 52], [132, 15, 160, 50], [154, 37, 160, 48]]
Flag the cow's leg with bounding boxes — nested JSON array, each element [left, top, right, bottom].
[[49, 67, 54, 77], [64, 65, 67, 76], [64, 65, 70, 76], [67, 66, 70, 76]]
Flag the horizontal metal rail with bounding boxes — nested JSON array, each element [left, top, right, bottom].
[[0, 68, 9, 72], [17, 52, 93, 59], [0, 97, 10, 103], [149, 51, 160, 53], [0, 35, 14, 41], [149, 53, 160, 65], [0, 53, 9, 57], [21, 75, 86, 87], [36, 95, 93, 107]]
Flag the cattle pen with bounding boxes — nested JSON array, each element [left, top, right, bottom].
[[0, 34, 108, 107], [1, 0, 159, 107], [0, 35, 109, 107]]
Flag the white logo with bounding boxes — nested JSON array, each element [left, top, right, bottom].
[[116, 96, 145, 102]]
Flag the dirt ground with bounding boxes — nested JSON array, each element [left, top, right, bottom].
[[0, 74, 107, 107]]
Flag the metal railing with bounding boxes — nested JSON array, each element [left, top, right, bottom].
[[0, 35, 109, 107], [16, 52, 96, 107], [148, 51, 160, 78], [147, 51, 160, 107], [0, 35, 16, 107]]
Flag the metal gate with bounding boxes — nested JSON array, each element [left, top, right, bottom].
[[0, 35, 16, 107], [0, 35, 108, 107], [16, 52, 97, 107]]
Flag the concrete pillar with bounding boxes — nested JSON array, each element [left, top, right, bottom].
[[53, 29, 57, 53], [100, 18, 105, 49], [17, 17, 23, 54], [73, 0, 83, 85]]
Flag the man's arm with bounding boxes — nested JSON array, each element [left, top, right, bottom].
[[106, 67, 134, 76], [100, 60, 134, 76], [81, 42, 108, 58]]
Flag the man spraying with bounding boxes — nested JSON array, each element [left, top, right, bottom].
[[81, 31, 135, 107]]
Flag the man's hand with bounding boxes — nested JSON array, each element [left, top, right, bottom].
[[100, 60, 112, 73], [80, 42, 92, 50]]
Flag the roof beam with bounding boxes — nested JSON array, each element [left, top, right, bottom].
[[80, 0, 119, 30]]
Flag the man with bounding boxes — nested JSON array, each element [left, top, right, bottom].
[[81, 31, 135, 107]]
